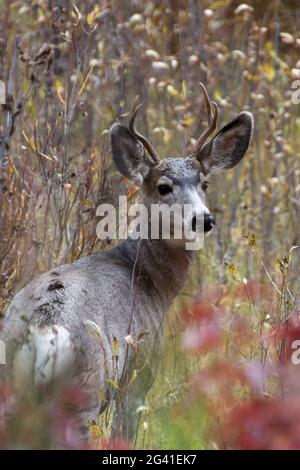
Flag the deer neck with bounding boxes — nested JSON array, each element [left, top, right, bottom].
[[114, 237, 195, 310]]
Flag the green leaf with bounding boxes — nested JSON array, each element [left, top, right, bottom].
[[113, 336, 119, 355], [245, 234, 256, 251], [225, 262, 241, 281], [106, 379, 120, 391]]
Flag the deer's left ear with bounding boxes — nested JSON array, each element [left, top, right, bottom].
[[197, 111, 253, 174], [110, 123, 153, 185]]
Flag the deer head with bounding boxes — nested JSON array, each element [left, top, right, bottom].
[[111, 83, 253, 247]]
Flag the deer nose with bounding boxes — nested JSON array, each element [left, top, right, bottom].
[[204, 213, 215, 232], [191, 213, 215, 232]]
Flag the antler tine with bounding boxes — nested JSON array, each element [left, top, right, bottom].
[[129, 95, 142, 131], [129, 96, 160, 165], [194, 82, 219, 153]]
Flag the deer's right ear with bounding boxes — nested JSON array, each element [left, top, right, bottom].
[[110, 123, 153, 185], [197, 112, 253, 174]]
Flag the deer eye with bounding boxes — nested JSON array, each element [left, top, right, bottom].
[[157, 184, 172, 196]]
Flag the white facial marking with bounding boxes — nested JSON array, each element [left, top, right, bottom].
[[187, 187, 209, 216]]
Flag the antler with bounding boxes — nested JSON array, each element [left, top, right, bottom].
[[129, 97, 160, 165], [193, 82, 219, 155]]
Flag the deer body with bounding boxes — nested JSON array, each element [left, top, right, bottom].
[[2, 235, 193, 433], [0, 85, 253, 440]]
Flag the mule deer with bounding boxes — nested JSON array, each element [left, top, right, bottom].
[[0, 84, 253, 441]]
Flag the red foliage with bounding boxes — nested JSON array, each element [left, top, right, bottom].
[[234, 279, 273, 303], [181, 302, 219, 326], [57, 385, 89, 413], [181, 303, 221, 354], [181, 289, 300, 450], [0, 383, 92, 450], [192, 360, 247, 392], [265, 319, 300, 364], [220, 398, 300, 450]]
